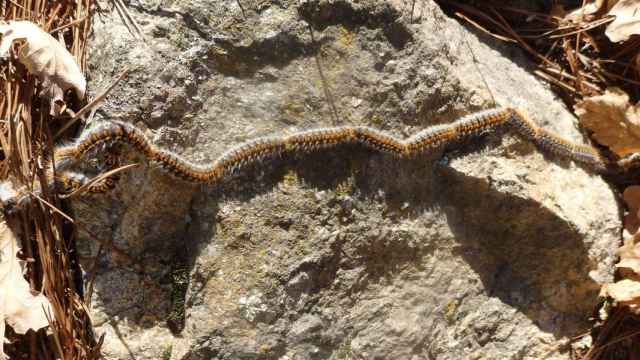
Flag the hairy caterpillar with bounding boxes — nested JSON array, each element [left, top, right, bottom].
[[0, 171, 117, 213], [51, 107, 608, 180], [1, 107, 618, 212]]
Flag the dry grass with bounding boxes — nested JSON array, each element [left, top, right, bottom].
[[0, 1, 101, 358], [438, 1, 640, 104]]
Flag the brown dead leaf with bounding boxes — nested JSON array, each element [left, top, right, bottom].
[[623, 185, 640, 233], [0, 220, 52, 358], [565, 0, 619, 22], [575, 87, 640, 157], [605, 0, 640, 42], [0, 21, 86, 115], [550, 4, 567, 18]]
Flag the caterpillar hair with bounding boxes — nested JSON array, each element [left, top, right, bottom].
[[47, 107, 609, 186]]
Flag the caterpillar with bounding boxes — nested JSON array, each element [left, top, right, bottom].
[[50, 107, 609, 181], [0, 171, 118, 213], [0, 107, 619, 212]]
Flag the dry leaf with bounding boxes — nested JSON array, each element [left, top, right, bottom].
[[618, 231, 640, 260], [617, 257, 640, 274], [550, 4, 567, 18], [565, 0, 619, 22], [0, 20, 86, 115], [0, 220, 52, 358], [605, 0, 640, 42], [601, 279, 640, 310], [575, 87, 640, 157], [623, 185, 640, 233], [615, 234, 640, 283], [601, 279, 640, 315]]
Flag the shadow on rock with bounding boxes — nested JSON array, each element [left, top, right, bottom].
[[80, 142, 602, 355], [436, 163, 599, 338]]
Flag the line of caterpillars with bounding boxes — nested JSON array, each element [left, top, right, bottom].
[[1, 107, 620, 212]]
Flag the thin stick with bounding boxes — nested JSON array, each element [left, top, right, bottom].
[[49, 16, 88, 33], [534, 69, 577, 93], [54, 68, 128, 139], [547, 17, 614, 39], [112, 0, 146, 42], [31, 192, 75, 223], [454, 11, 517, 43], [540, 66, 602, 92]]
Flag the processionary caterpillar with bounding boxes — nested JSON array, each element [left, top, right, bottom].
[[1, 107, 620, 212], [0, 171, 117, 212]]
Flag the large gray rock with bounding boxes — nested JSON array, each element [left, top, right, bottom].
[[78, 0, 620, 358]]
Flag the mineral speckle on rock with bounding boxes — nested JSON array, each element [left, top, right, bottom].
[[79, 0, 620, 359]]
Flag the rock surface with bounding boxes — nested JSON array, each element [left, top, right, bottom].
[[77, 0, 621, 359]]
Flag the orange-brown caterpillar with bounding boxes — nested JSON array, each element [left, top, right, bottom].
[[0, 171, 117, 213], [1, 107, 613, 212], [50, 107, 609, 185]]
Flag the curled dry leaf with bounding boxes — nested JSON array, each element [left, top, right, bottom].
[[605, 0, 640, 42], [575, 87, 640, 157], [0, 20, 86, 115], [0, 220, 52, 359]]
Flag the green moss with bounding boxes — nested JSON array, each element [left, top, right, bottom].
[[168, 29, 192, 51], [167, 265, 189, 333], [370, 114, 383, 126], [282, 102, 305, 121], [338, 25, 354, 48], [335, 175, 355, 197], [161, 344, 172, 360], [444, 298, 459, 323], [282, 169, 299, 187]]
